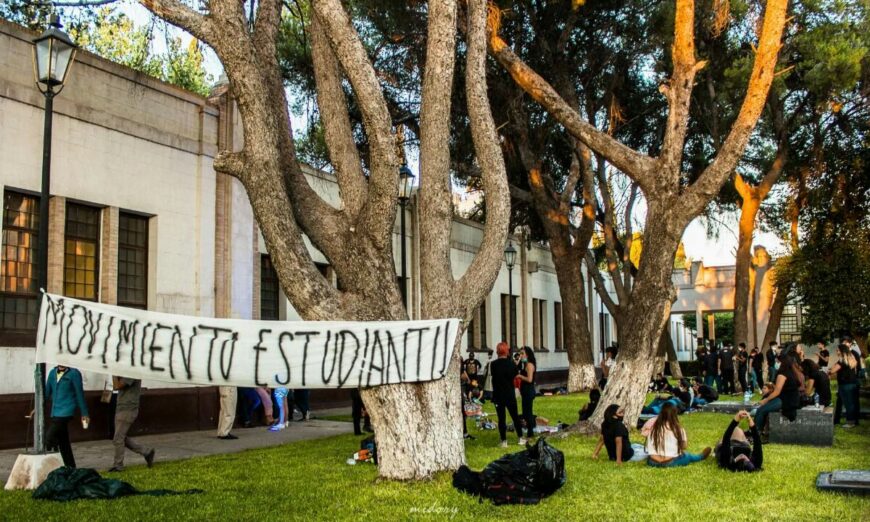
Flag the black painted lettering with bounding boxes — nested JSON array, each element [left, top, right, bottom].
[[148, 324, 172, 373], [275, 332, 293, 385], [295, 331, 317, 387], [253, 329, 272, 387]]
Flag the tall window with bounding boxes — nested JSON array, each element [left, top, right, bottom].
[[554, 302, 563, 351], [467, 300, 487, 351], [0, 191, 40, 344], [500, 293, 517, 348], [117, 212, 148, 309], [599, 312, 611, 353], [532, 298, 547, 350], [260, 254, 280, 320], [64, 203, 101, 301]]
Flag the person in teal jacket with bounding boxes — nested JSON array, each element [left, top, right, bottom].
[[45, 365, 89, 467]]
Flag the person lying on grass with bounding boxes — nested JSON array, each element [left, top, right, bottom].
[[643, 403, 711, 468], [592, 404, 646, 465], [716, 410, 762, 473]]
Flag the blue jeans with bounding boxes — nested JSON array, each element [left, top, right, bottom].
[[692, 397, 707, 408], [704, 374, 715, 387], [836, 382, 859, 424], [754, 397, 782, 429], [647, 452, 705, 468]]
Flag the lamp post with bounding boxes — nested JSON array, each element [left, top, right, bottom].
[[504, 242, 516, 347], [31, 14, 77, 454], [397, 163, 414, 308]]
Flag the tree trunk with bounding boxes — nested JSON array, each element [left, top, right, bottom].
[[852, 333, 867, 357], [550, 237, 597, 392], [362, 336, 466, 480], [762, 281, 790, 351], [733, 192, 761, 349], [586, 210, 682, 427], [663, 328, 684, 379]]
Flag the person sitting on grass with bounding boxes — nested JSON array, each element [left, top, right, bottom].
[[691, 377, 718, 407], [592, 404, 646, 465], [644, 403, 711, 468], [716, 410, 762, 473], [579, 389, 601, 422], [673, 379, 693, 409], [651, 373, 673, 393], [753, 353, 804, 437]]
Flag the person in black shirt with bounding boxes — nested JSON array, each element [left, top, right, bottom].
[[749, 347, 764, 390], [673, 379, 692, 409], [829, 344, 860, 427], [716, 411, 762, 472], [704, 347, 719, 388], [736, 343, 749, 393], [517, 346, 537, 442], [592, 404, 635, 465], [765, 342, 778, 383], [579, 388, 600, 421], [800, 359, 831, 407], [464, 353, 482, 385], [692, 377, 719, 407], [490, 342, 524, 447], [754, 353, 803, 435], [816, 346, 830, 369], [718, 343, 735, 395]]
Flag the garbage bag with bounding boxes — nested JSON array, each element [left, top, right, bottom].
[[33, 467, 203, 502], [453, 438, 566, 505]]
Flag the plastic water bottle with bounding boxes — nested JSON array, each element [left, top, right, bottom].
[[743, 390, 751, 404], [814, 393, 819, 408]]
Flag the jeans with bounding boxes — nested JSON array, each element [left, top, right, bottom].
[[754, 397, 782, 430], [835, 382, 859, 424], [46, 417, 75, 468], [750, 369, 761, 391], [647, 452, 706, 468], [718, 371, 731, 394], [737, 368, 748, 393], [704, 374, 715, 387], [495, 398, 523, 441], [692, 398, 707, 408], [643, 398, 683, 415], [520, 386, 535, 438]]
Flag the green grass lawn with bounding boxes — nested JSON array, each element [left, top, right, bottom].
[[2, 393, 868, 521]]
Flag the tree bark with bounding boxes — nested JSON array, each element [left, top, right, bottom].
[[140, 0, 512, 480], [664, 328, 684, 379], [733, 190, 761, 349]]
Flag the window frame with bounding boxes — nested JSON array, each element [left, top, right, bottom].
[[0, 189, 42, 346], [117, 211, 149, 309]]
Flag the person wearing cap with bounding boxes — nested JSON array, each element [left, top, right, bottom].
[[716, 410, 763, 472]]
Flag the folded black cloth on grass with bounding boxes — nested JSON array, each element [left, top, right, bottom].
[[453, 438, 566, 505], [33, 467, 203, 501]]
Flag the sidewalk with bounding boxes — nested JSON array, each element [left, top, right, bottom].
[[1, 414, 353, 482]]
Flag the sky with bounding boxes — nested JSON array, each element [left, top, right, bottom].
[[120, 3, 786, 267]]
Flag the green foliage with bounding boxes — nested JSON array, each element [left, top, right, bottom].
[[683, 312, 735, 343], [0, 394, 867, 520], [0, 6, 213, 96]]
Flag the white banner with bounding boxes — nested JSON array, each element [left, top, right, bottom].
[[35, 293, 459, 389]]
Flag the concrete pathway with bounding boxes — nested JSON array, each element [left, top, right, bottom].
[[1, 414, 354, 482]]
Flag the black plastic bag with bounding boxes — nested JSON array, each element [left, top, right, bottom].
[[33, 467, 202, 502], [453, 438, 566, 505]]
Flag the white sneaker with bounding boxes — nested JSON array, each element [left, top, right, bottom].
[[842, 423, 855, 429], [499, 440, 508, 448], [518, 437, 528, 446]]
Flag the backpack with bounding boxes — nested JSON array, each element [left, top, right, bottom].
[[453, 439, 566, 505], [360, 436, 378, 465]]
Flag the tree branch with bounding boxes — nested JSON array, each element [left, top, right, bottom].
[[137, 0, 212, 43], [456, 0, 512, 312], [683, 0, 788, 213], [486, 21, 658, 194], [310, 13, 367, 219], [312, 0, 399, 250], [585, 251, 619, 318]]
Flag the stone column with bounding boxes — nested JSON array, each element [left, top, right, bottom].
[[46, 197, 65, 295], [99, 206, 119, 305]]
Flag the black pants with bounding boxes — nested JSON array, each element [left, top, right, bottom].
[[737, 367, 748, 393], [495, 398, 522, 441], [351, 389, 370, 435], [46, 417, 75, 468], [720, 370, 734, 394], [520, 386, 536, 437]]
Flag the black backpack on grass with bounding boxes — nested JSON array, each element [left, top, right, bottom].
[[453, 438, 566, 505]]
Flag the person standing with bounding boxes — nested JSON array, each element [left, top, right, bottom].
[[464, 352, 482, 385], [45, 365, 89, 468], [217, 385, 238, 440], [294, 389, 311, 421], [829, 344, 860, 428], [491, 342, 523, 448], [517, 346, 537, 444], [350, 388, 372, 435], [718, 342, 735, 395], [736, 343, 749, 393], [765, 342, 778, 383], [817, 346, 830, 369], [749, 347, 764, 391], [109, 377, 155, 472], [704, 346, 719, 389]]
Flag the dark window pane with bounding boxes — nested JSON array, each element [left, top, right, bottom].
[[261, 255, 280, 320], [118, 212, 148, 309], [1, 191, 41, 345]]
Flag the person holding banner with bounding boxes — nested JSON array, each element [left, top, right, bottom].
[[44, 365, 89, 468]]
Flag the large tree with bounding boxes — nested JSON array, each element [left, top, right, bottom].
[[488, 0, 788, 426], [137, 0, 510, 480]]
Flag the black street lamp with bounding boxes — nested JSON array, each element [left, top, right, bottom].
[[504, 242, 517, 347], [398, 163, 414, 307], [32, 14, 77, 454]]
